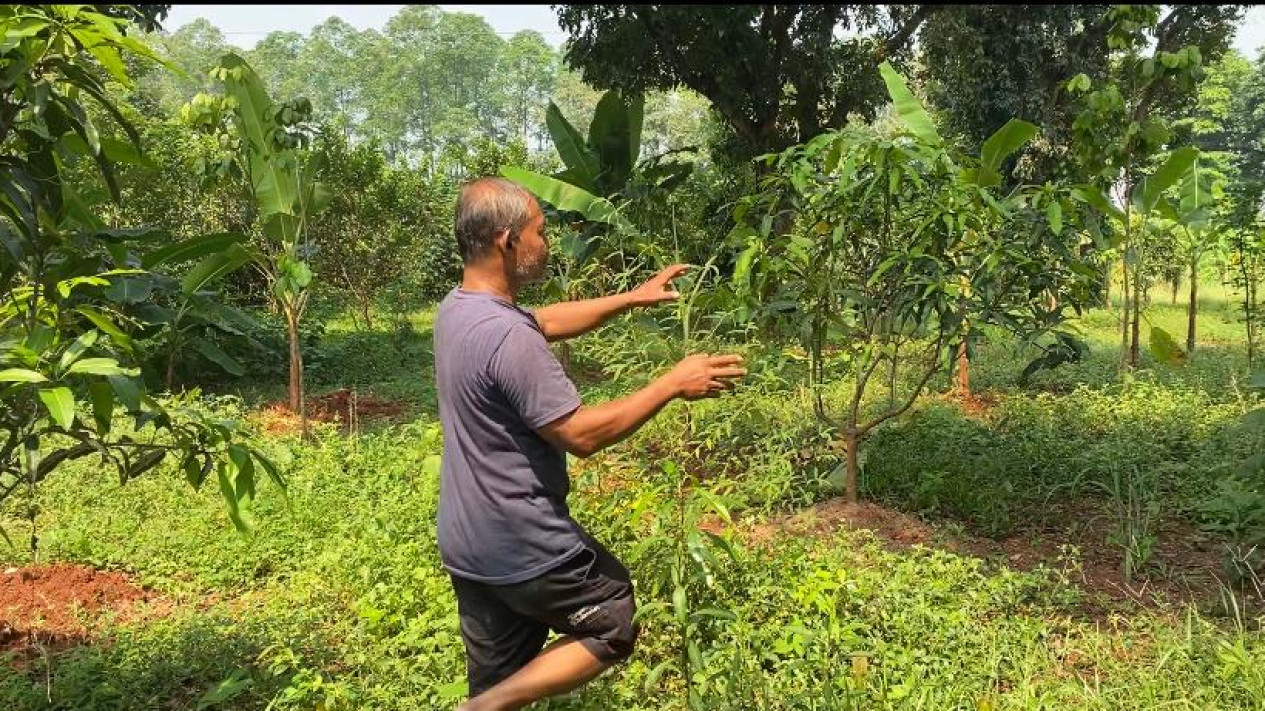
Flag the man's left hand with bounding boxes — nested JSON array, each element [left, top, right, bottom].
[[626, 264, 690, 307]]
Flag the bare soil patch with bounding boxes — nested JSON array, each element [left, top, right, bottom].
[[1, 564, 174, 662], [251, 388, 410, 435]]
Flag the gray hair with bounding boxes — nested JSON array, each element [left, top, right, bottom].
[[454, 177, 537, 263]]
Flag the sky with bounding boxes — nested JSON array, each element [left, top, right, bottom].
[[164, 5, 569, 48], [164, 4, 1265, 58]]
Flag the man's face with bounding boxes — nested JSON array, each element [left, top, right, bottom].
[[510, 201, 549, 284]]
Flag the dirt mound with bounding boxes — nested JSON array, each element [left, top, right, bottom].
[[702, 499, 936, 549], [1, 564, 168, 658], [253, 388, 409, 435]]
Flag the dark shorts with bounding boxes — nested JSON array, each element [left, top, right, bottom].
[[450, 536, 639, 696]]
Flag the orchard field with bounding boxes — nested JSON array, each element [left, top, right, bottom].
[[2, 5, 1265, 710]]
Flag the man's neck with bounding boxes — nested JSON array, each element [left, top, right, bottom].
[[461, 265, 516, 304]]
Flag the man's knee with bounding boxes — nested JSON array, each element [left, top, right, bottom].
[[603, 594, 640, 662]]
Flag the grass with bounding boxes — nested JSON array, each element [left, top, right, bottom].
[[1, 282, 1263, 709]]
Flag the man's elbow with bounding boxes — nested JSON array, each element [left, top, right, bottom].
[[568, 438, 601, 459]]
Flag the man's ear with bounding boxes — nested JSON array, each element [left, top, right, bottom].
[[494, 227, 514, 251]]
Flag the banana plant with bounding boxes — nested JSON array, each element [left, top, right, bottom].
[[500, 89, 694, 267], [1170, 155, 1223, 355], [182, 53, 331, 435]]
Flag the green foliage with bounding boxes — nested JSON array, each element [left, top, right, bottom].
[[305, 128, 457, 330], [732, 62, 1093, 501], [3, 394, 1264, 708], [555, 6, 935, 159], [0, 5, 277, 534]]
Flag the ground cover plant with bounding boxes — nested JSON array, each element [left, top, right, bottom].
[[2, 4, 1265, 710]]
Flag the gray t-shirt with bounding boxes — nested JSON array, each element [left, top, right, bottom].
[[434, 287, 585, 584]]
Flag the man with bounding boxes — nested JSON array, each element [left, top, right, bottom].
[[435, 177, 746, 711]]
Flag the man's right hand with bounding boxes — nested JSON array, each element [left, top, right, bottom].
[[667, 354, 747, 400]]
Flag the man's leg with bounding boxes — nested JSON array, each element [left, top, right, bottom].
[[459, 542, 639, 710], [456, 635, 608, 711], [451, 575, 551, 699]]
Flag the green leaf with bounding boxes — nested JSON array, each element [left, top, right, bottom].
[[89, 380, 114, 433], [1046, 201, 1063, 235], [250, 152, 301, 223], [1072, 185, 1124, 222], [66, 358, 133, 377], [191, 337, 245, 376], [196, 668, 253, 709], [980, 119, 1038, 173], [732, 243, 758, 289], [104, 276, 154, 304], [643, 659, 676, 694], [141, 233, 245, 269], [0, 368, 46, 383], [182, 244, 254, 295], [38, 387, 75, 428], [106, 375, 141, 412], [672, 584, 688, 625], [218, 460, 253, 534], [500, 166, 632, 231], [183, 454, 209, 489], [879, 61, 941, 146], [1140, 147, 1198, 213], [687, 640, 704, 673], [57, 329, 99, 374], [246, 445, 287, 492], [75, 306, 132, 350], [545, 101, 598, 191], [588, 89, 641, 187]]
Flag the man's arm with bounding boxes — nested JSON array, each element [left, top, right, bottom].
[[538, 354, 745, 458], [534, 264, 688, 342]]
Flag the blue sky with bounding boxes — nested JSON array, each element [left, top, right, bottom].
[[164, 4, 1265, 58]]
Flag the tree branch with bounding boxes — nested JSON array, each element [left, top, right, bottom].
[[879, 5, 939, 61], [858, 341, 944, 438]]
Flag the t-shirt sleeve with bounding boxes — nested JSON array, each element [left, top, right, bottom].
[[488, 323, 582, 429]]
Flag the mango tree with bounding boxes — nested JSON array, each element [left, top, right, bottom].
[[731, 62, 1092, 504], [0, 6, 280, 547], [182, 53, 330, 433]]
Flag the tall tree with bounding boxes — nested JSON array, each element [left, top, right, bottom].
[[135, 17, 232, 116], [555, 5, 937, 160], [919, 5, 1115, 185], [498, 31, 558, 147], [246, 31, 306, 107]]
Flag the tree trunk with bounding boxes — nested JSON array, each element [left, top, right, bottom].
[[844, 428, 859, 505], [1186, 258, 1198, 354], [166, 348, 177, 392], [361, 299, 374, 332], [1120, 258, 1131, 369], [1130, 270, 1142, 367], [285, 306, 308, 438], [955, 340, 970, 397], [1170, 279, 1178, 305], [1103, 265, 1112, 311]]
